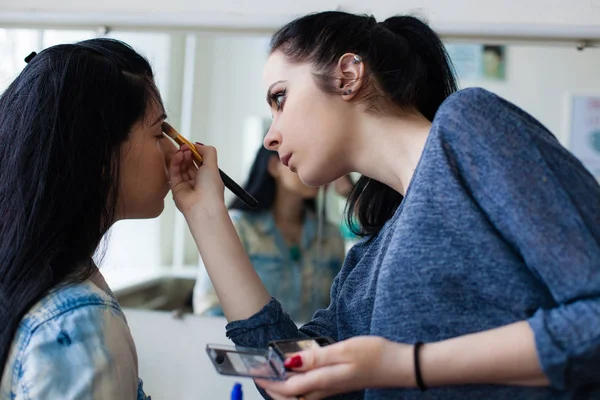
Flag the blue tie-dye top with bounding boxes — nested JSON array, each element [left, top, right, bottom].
[[0, 271, 149, 400]]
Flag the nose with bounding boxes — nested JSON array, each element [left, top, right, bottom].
[[263, 126, 281, 151]]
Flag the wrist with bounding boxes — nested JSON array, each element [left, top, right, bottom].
[[413, 342, 427, 391], [183, 201, 228, 222], [379, 340, 415, 388]]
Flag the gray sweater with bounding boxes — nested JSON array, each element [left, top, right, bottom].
[[226, 88, 600, 399]]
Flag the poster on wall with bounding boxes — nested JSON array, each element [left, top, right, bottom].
[[569, 95, 600, 177], [445, 44, 506, 81]]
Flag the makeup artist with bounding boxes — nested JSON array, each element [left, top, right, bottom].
[[169, 11, 600, 400]]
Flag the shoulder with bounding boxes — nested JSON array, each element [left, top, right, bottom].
[[13, 280, 127, 363], [431, 87, 553, 159], [436, 87, 515, 119], [228, 209, 274, 240], [5, 280, 137, 398], [434, 88, 502, 138], [435, 87, 548, 136], [227, 208, 246, 223], [20, 279, 122, 333], [228, 209, 268, 229]]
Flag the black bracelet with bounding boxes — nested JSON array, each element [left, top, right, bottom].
[[413, 341, 427, 392]]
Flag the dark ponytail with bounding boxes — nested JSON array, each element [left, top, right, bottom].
[[269, 11, 458, 237], [376, 16, 458, 120]]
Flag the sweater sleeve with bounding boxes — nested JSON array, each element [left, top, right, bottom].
[[224, 240, 366, 348], [225, 270, 344, 348], [436, 87, 600, 389]]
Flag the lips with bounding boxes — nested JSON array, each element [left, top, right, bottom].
[[280, 153, 292, 167]]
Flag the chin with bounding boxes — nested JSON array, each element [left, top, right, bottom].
[[116, 200, 165, 221], [299, 166, 340, 188], [139, 201, 165, 219], [298, 170, 327, 188], [150, 201, 165, 218]]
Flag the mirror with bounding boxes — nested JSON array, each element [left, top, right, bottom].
[[2, 27, 599, 323]]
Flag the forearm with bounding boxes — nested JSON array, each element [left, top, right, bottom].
[[417, 321, 549, 387], [185, 205, 270, 322]]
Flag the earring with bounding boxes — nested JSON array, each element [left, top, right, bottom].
[[353, 55, 362, 64], [343, 89, 353, 95]]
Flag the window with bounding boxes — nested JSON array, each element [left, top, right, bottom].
[[0, 29, 40, 90]]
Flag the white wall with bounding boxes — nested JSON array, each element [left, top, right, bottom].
[[167, 34, 272, 264], [2, 0, 600, 33], [201, 35, 272, 185], [457, 45, 600, 146]]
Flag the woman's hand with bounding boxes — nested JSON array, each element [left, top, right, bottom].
[[256, 336, 415, 400], [169, 143, 225, 216], [169, 143, 272, 321]]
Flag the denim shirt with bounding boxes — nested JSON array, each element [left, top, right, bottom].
[[1, 272, 148, 400], [194, 209, 346, 322]]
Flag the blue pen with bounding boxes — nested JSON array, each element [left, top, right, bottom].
[[231, 383, 243, 400]]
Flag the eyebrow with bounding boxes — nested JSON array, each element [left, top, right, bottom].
[[151, 113, 167, 127], [266, 80, 287, 106]]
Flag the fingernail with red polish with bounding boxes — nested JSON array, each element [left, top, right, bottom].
[[195, 142, 204, 146], [284, 355, 303, 369]]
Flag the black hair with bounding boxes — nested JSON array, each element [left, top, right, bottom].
[[0, 38, 162, 374], [269, 11, 458, 237]]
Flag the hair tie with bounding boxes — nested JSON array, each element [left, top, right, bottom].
[[24, 51, 37, 63]]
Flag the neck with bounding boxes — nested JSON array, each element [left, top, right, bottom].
[[272, 186, 305, 226], [347, 111, 432, 195]]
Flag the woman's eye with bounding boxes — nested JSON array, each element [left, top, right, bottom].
[[272, 90, 287, 111]]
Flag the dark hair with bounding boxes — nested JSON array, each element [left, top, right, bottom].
[[0, 38, 162, 374], [269, 11, 458, 237], [229, 145, 316, 212]]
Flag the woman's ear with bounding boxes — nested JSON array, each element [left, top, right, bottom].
[[336, 53, 365, 100]]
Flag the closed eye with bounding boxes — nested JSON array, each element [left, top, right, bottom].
[[156, 126, 166, 140]]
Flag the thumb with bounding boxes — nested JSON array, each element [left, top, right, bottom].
[[195, 143, 218, 168], [193, 144, 222, 188], [283, 342, 347, 372]]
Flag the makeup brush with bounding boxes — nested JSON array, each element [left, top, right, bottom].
[[163, 122, 258, 209]]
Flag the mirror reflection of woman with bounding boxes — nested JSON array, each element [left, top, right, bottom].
[[193, 146, 346, 322]]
